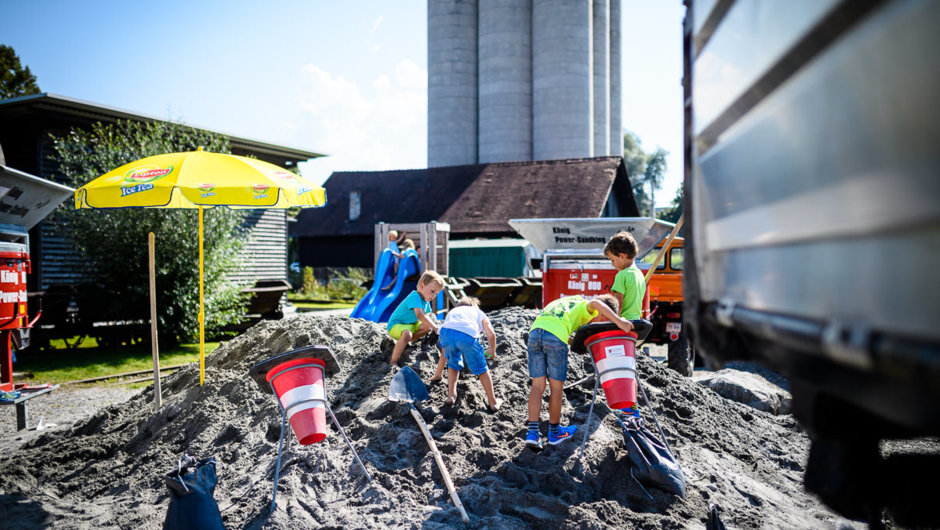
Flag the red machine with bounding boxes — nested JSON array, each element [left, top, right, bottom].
[[0, 226, 35, 392], [508, 218, 673, 308], [0, 164, 74, 392]]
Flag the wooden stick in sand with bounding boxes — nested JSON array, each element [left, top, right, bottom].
[[409, 407, 470, 523]]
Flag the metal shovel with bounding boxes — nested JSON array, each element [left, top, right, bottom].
[[388, 367, 469, 523]]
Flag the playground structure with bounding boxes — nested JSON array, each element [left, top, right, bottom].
[[352, 222, 449, 323]]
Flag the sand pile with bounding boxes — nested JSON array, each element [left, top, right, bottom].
[[0, 309, 853, 528]]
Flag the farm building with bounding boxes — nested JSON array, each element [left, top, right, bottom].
[[290, 156, 639, 271], [0, 93, 323, 293]]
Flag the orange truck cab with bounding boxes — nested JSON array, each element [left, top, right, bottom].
[[637, 236, 692, 374]]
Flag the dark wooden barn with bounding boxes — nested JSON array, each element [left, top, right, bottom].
[[290, 156, 638, 269]]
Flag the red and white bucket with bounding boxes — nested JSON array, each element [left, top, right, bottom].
[[265, 357, 328, 445], [586, 330, 638, 409]]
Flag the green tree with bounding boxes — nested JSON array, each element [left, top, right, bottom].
[[659, 185, 683, 225], [622, 130, 668, 217], [50, 120, 248, 345], [0, 44, 40, 99]]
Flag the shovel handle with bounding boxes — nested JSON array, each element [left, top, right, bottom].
[[410, 406, 469, 523]]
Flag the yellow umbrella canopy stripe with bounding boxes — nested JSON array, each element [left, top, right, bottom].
[[75, 148, 327, 385]]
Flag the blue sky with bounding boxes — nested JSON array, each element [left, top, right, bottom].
[[1, 0, 684, 207]]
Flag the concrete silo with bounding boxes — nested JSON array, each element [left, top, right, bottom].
[[609, 0, 622, 156], [427, 0, 621, 165], [478, 0, 532, 163], [592, 0, 610, 155], [532, 0, 593, 160], [428, 0, 479, 168]]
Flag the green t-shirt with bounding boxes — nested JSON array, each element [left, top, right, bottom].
[[612, 264, 645, 320], [530, 296, 598, 344]]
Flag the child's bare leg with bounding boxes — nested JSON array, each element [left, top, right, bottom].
[[528, 376, 547, 422], [445, 368, 459, 405], [411, 322, 434, 341], [547, 378, 564, 425], [390, 330, 413, 364], [478, 371, 500, 410], [430, 350, 445, 381]]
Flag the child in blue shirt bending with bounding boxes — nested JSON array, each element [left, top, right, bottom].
[[387, 270, 445, 364]]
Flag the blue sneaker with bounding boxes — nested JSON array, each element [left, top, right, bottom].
[[548, 425, 577, 445], [619, 407, 640, 419], [525, 431, 543, 451]]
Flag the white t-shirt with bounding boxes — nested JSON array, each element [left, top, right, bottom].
[[442, 305, 487, 338]]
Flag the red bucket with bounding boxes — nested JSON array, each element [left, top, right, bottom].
[[586, 330, 638, 409], [265, 357, 328, 445]]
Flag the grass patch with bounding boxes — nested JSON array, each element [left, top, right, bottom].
[[290, 267, 369, 301], [14, 340, 220, 385], [291, 300, 356, 311]]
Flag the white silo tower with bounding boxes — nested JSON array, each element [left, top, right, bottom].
[[609, 0, 622, 156], [478, 0, 532, 162], [593, 0, 610, 155], [532, 0, 593, 159], [428, 0, 479, 168], [427, 0, 623, 166]]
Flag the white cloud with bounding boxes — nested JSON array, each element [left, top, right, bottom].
[[294, 61, 428, 187], [367, 16, 384, 52]]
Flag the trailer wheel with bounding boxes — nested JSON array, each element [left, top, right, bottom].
[[667, 334, 693, 376]]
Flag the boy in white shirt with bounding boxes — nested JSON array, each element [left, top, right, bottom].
[[434, 297, 501, 411]]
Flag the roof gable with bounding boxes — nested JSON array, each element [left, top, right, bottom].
[[0, 93, 322, 168]]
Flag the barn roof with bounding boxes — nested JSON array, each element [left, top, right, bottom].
[[291, 156, 638, 238]]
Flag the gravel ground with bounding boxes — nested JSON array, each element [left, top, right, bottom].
[[0, 385, 138, 451], [0, 310, 861, 529]]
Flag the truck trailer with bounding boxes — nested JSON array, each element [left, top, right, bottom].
[[683, 0, 939, 525]]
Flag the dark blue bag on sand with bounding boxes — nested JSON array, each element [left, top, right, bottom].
[[163, 455, 225, 530], [622, 424, 687, 498]]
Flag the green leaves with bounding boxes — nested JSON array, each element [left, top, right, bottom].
[[0, 44, 40, 99], [622, 130, 669, 217], [49, 120, 247, 345]]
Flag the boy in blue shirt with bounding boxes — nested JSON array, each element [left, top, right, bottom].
[[387, 270, 445, 364]]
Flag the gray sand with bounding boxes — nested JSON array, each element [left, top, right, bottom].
[[0, 309, 856, 528]]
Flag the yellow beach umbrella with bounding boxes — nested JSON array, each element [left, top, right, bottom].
[[75, 147, 327, 385]]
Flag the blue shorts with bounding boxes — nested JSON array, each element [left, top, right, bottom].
[[439, 328, 488, 376], [527, 328, 569, 382]]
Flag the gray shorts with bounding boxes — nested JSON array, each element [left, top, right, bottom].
[[527, 328, 569, 381]]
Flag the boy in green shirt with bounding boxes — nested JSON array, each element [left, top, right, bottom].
[[525, 294, 635, 450], [604, 230, 645, 320], [605, 230, 646, 421]]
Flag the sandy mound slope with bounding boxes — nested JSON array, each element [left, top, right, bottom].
[[0, 309, 853, 528]]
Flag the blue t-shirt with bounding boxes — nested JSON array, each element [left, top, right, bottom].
[[387, 290, 431, 329]]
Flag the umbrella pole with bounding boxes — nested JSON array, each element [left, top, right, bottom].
[[149, 232, 162, 410], [199, 206, 205, 386]]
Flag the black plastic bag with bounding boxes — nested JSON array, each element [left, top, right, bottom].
[[622, 423, 686, 498], [163, 455, 225, 530], [706, 503, 728, 530]]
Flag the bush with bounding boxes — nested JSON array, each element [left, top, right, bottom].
[[294, 267, 369, 301], [50, 120, 248, 345]]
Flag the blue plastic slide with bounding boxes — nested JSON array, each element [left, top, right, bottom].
[[351, 248, 421, 323]]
